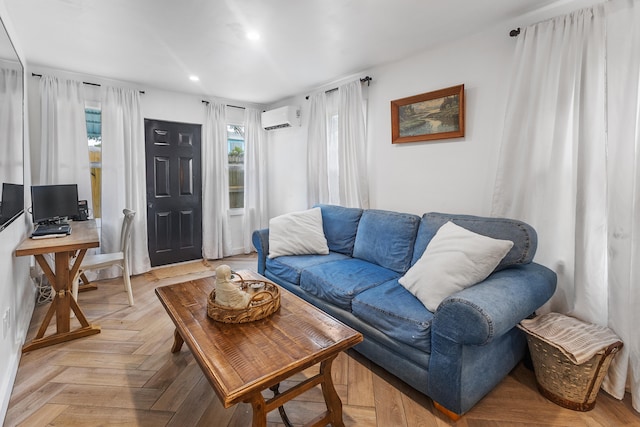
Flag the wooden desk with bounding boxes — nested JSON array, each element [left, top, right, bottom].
[[156, 270, 363, 427], [15, 220, 101, 352]]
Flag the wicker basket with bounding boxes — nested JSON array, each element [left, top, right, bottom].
[[525, 333, 623, 411], [207, 273, 280, 323]]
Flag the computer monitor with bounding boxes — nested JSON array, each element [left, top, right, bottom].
[[31, 184, 79, 225]]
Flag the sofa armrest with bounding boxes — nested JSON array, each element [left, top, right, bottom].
[[432, 263, 557, 346], [252, 228, 269, 275]]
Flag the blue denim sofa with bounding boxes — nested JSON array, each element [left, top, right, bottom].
[[252, 205, 556, 418]]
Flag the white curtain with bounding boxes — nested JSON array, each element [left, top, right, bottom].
[[327, 91, 340, 205], [242, 108, 268, 253], [492, 2, 640, 411], [306, 79, 369, 209], [306, 92, 329, 206], [338, 79, 369, 209], [202, 101, 231, 259], [37, 76, 93, 206], [602, 0, 640, 411], [101, 86, 150, 276], [0, 67, 22, 185]]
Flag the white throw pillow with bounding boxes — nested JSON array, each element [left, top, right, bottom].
[[398, 221, 514, 312], [268, 207, 329, 258]]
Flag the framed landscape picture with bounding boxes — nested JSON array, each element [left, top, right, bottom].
[[391, 84, 465, 144]]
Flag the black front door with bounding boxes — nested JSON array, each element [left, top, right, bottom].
[[145, 119, 202, 267]]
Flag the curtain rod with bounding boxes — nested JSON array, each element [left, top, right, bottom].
[[31, 73, 146, 94], [305, 76, 373, 100], [201, 100, 246, 109], [509, 28, 521, 37]]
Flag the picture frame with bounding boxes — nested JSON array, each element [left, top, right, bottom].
[[391, 84, 465, 144]]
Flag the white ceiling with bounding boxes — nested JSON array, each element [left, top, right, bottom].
[[5, 0, 559, 105]]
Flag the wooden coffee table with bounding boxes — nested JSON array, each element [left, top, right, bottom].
[[155, 270, 363, 427]]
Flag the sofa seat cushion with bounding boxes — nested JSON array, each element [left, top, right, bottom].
[[300, 258, 401, 310], [352, 280, 434, 353], [352, 209, 421, 273], [266, 252, 350, 285]]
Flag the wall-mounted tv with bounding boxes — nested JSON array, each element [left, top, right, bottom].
[[31, 184, 79, 225]]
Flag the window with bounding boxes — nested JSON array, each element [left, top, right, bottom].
[[85, 108, 101, 218], [227, 124, 245, 209]]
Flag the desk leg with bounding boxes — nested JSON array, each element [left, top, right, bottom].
[[69, 293, 92, 327], [54, 252, 71, 332], [22, 251, 100, 353], [69, 251, 97, 294], [34, 300, 57, 340], [78, 272, 98, 292]]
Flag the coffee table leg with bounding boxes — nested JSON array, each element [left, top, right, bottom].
[[247, 393, 267, 427], [171, 329, 184, 353], [269, 384, 294, 427], [320, 355, 345, 427]]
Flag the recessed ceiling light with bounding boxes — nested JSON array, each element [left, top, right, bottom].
[[246, 31, 260, 41], [189, 75, 199, 82]]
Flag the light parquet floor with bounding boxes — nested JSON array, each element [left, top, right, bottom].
[[5, 255, 640, 426]]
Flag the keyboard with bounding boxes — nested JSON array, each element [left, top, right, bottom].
[[32, 223, 72, 237]]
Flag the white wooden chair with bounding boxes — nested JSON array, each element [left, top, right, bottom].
[[72, 209, 136, 306]]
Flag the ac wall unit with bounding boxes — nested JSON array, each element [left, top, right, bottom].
[[261, 106, 301, 130]]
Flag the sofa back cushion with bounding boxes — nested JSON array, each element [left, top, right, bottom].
[[316, 204, 363, 256], [353, 209, 421, 273], [412, 212, 537, 271]]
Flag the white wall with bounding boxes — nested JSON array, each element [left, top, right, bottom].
[[366, 25, 514, 216], [264, 116, 309, 217], [265, 24, 517, 218], [0, 220, 32, 424], [0, 2, 36, 422]]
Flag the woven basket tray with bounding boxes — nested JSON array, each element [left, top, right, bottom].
[[207, 273, 280, 323], [525, 334, 623, 411]]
